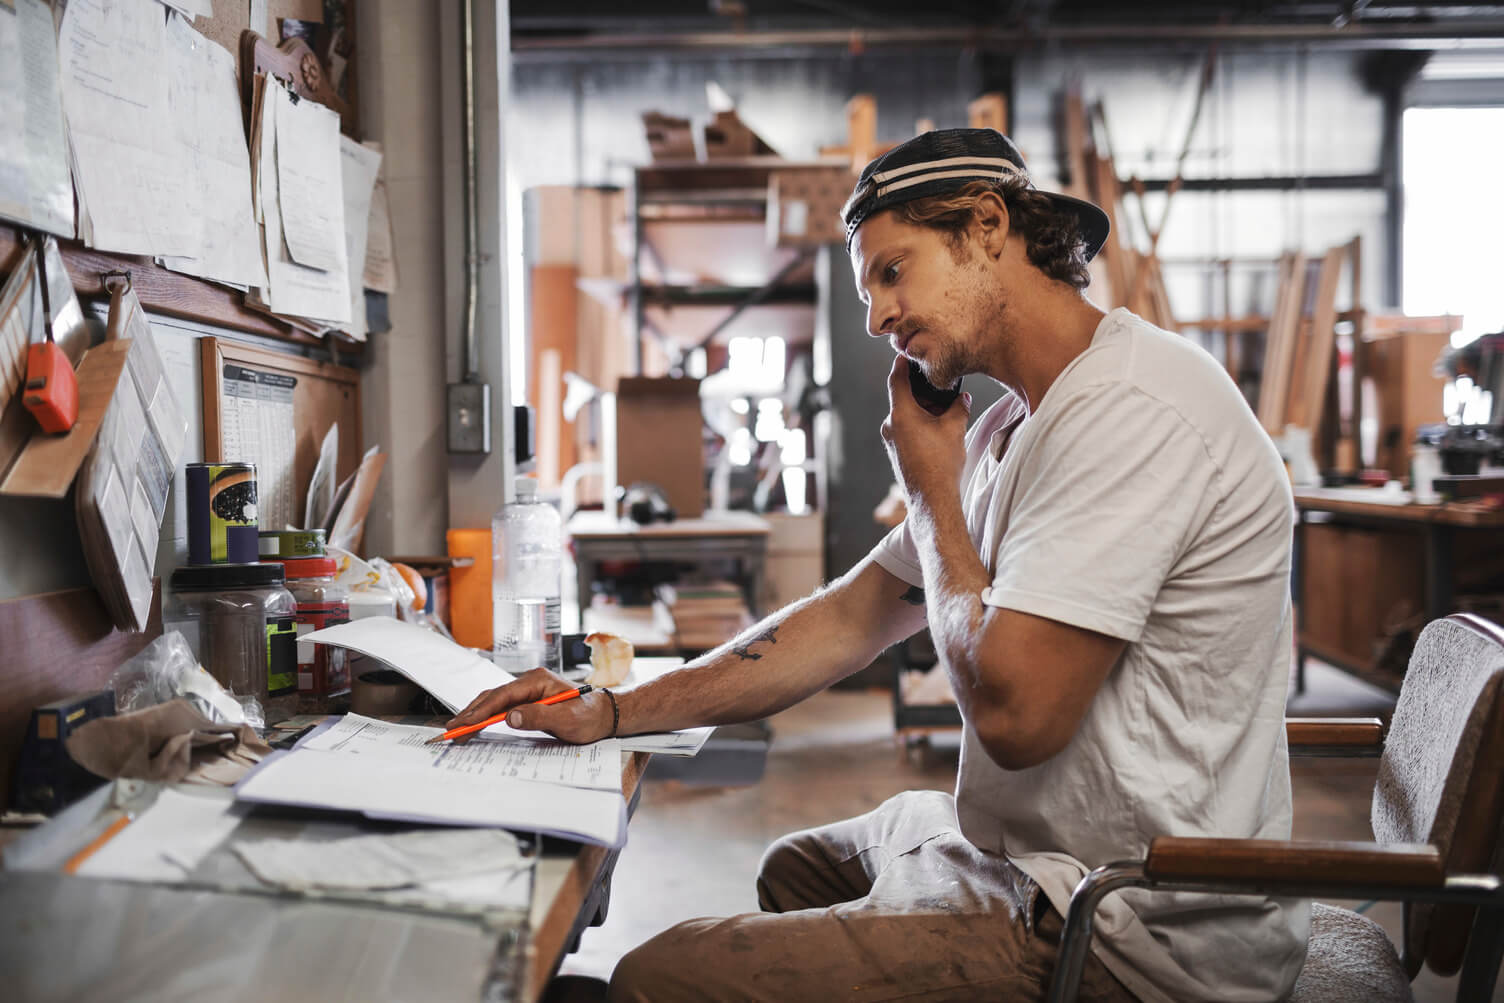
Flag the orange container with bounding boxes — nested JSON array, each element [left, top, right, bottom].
[[446, 528, 493, 650]]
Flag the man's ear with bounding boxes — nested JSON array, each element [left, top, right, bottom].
[[971, 191, 1010, 259]]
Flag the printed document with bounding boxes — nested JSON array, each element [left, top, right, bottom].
[[275, 82, 345, 273], [236, 739, 629, 848], [299, 714, 624, 792], [158, 13, 266, 289], [56, 0, 199, 255], [338, 137, 382, 341], [0, 0, 74, 236], [76, 789, 246, 883]]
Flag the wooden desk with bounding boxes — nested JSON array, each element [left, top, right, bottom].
[[1293, 490, 1504, 690], [1, 748, 651, 1002], [527, 749, 650, 1000], [568, 511, 772, 618]]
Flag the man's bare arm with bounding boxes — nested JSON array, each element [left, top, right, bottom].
[[447, 556, 927, 742], [906, 489, 1124, 770]]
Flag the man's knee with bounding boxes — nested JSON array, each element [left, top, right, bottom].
[[754, 831, 804, 911], [607, 920, 720, 1003]]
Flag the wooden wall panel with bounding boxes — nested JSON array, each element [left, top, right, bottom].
[[0, 584, 162, 810]]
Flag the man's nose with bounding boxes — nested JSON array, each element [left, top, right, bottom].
[[866, 296, 898, 339]]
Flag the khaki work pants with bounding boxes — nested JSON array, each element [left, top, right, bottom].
[[607, 790, 1137, 1002]]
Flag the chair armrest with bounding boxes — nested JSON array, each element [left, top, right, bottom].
[[1145, 836, 1442, 887], [1286, 716, 1384, 756]]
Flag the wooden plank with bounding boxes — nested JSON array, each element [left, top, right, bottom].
[[1258, 252, 1307, 435], [1146, 836, 1442, 887], [0, 225, 321, 348], [1063, 91, 1091, 200], [0, 584, 162, 810], [967, 92, 1008, 133], [0, 339, 131, 498], [1286, 717, 1385, 749], [1291, 245, 1347, 433], [846, 94, 877, 171]]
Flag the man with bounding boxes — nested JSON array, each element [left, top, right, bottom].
[[450, 129, 1308, 1001]]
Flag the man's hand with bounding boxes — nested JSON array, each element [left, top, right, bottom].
[[882, 354, 971, 506], [446, 668, 614, 745]]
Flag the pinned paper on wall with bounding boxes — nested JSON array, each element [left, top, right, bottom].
[[0, 0, 75, 237]]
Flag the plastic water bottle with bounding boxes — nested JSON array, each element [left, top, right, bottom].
[[492, 477, 562, 672]]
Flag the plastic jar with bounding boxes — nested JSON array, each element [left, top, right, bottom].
[[272, 556, 352, 699], [492, 477, 562, 672], [166, 563, 298, 707]]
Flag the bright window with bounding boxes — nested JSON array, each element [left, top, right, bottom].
[[1402, 106, 1504, 345]]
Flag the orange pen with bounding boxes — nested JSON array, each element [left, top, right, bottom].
[[426, 685, 594, 744]]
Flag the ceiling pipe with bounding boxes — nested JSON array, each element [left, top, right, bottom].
[[512, 20, 1504, 53]]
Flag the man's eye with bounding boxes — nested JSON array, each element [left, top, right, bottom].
[[883, 261, 900, 282]]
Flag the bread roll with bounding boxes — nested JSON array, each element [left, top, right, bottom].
[[584, 632, 634, 687]]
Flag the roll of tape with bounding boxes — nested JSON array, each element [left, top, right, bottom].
[[351, 669, 419, 717]]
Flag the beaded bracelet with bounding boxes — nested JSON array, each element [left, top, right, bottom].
[[602, 688, 619, 738]]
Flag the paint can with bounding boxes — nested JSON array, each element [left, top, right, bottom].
[[186, 462, 259, 565]]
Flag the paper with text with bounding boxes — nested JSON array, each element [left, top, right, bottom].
[[57, 0, 199, 255], [275, 83, 345, 273], [158, 13, 266, 288], [236, 745, 629, 848], [300, 714, 623, 792], [0, 0, 75, 236], [338, 137, 381, 341]]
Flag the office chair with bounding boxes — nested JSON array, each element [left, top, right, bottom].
[[1048, 613, 1504, 1003]]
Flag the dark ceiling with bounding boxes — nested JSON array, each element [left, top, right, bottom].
[[511, 2, 1504, 51]]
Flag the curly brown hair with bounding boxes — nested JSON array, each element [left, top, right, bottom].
[[890, 177, 1092, 290]]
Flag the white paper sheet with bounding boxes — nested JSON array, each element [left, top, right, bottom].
[[56, 0, 199, 255], [619, 727, 714, 757], [0, 0, 75, 236], [77, 789, 247, 883], [254, 77, 350, 324], [363, 167, 398, 292], [300, 714, 623, 792], [236, 746, 629, 848], [337, 137, 381, 341], [231, 827, 524, 891], [154, 0, 213, 17], [158, 13, 267, 289], [275, 84, 345, 273], [302, 617, 517, 716]]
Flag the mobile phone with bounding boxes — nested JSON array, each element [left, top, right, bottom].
[[907, 359, 962, 416]]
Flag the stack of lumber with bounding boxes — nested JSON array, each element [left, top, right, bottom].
[[660, 580, 754, 653], [1255, 238, 1358, 443], [1061, 92, 1178, 331]]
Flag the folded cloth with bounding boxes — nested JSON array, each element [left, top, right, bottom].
[[66, 699, 272, 786]]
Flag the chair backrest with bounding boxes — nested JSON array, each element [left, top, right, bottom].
[[1373, 613, 1504, 977]]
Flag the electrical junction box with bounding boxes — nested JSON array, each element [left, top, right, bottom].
[[447, 381, 491, 455]]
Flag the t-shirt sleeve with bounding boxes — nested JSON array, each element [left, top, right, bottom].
[[983, 383, 1216, 643]]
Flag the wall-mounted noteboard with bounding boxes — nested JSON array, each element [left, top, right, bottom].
[[200, 337, 360, 534]]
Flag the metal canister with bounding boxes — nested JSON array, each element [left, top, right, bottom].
[[186, 462, 259, 565], [259, 529, 327, 559]]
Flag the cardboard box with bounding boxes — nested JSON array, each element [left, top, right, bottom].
[[615, 376, 705, 518], [1361, 327, 1451, 480], [760, 512, 825, 612], [643, 112, 695, 161], [767, 166, 851, 247], [702, 109, 777, 159]]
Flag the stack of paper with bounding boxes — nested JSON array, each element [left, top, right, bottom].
[[236, 715, 630, 848]]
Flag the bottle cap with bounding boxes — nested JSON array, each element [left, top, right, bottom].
[[170, 562, 287, 590], [273, 556, 340, 579], [515, 477, 538, 499]]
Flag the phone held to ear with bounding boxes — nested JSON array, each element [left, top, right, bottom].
[[907, 359, 962, 416]]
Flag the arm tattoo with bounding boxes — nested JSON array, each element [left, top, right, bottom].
[[732, 625, 780, 660], [900, 586, 926, 606]]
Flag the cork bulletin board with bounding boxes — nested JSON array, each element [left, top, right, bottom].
[[199, 338, 360, 533]]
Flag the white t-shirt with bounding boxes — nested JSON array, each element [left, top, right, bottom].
[[872, 309, 1310, 1002]]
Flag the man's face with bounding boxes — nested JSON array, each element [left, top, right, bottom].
[[849, 210, 1004, 389]]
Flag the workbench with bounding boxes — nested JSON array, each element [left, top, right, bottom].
[[0, 745, 650, 1001], [1294, 489, 1504, 692], [568, 511, 772, 621]]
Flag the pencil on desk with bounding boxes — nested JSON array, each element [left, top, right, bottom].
[[63, 813, 132, 874], [427, 685, 594, 744]]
